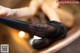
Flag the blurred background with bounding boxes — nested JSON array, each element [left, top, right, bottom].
[[0, 0, 80, 53]]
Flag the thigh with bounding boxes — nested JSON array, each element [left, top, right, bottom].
[[54, 8, 74, 28], [41, 1, 74, 28], [47, 2, 74, 28]]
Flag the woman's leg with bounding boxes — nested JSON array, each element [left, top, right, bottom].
[[41, 3, 74, 28], [54, 8, 74, 28], [41, 3, 61, 22], [30, 3, 67, 50]]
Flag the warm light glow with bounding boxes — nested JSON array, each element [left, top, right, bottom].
[[19, 31, 25, 38]]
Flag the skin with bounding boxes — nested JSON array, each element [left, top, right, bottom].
[[41, 0, 74, 28], [0, 0, 72, 49], [0, 0, 74, 28]]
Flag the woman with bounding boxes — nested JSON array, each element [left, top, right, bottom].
[[0, 0, 74, 28], [0, 0, 74, 50]]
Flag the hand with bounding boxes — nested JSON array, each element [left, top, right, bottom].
[[0, 5, 16, 17]]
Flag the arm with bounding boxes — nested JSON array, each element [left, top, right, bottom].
[[0, 0, 41, 18], [13, 0, 41, 18]]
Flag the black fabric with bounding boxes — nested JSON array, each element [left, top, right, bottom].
[[32, 21, 67, 50], [32, 38, 49, 50], [0, 18, 67, 50], [48, 21, 67, 39], [32, 38, 54, 50]]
